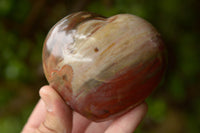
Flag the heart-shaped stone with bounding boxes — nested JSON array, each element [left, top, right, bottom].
[[42, 12, 167, 122]]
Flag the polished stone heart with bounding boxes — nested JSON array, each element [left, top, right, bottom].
[[42, 12, 167, 122]]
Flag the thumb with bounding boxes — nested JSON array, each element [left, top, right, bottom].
[[37, 86, 72, 133]]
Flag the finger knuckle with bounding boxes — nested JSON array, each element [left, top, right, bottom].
[[36, 121, 57, 133]]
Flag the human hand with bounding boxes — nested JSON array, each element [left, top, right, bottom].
[[22, 86, 147, 133]]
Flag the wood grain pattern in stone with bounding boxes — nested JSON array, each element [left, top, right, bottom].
[[42, 12, 167, 121]]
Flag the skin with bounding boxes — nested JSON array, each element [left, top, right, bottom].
[[22, 86, 148, 133]]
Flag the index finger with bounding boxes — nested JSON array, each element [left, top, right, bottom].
[[105, 102, 148, 133]]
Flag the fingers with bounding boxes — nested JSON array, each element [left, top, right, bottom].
[[22, 86, 73, 133], [37, 86, 72, 133], [105, 102, 148, 133], [84, 120, 113, 133], [22, 85, 147, 133], [72, 112, 91, 133]]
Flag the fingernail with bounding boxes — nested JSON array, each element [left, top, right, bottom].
[[40, 87, 53, 112]]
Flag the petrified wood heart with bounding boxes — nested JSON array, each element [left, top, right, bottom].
[[42, 12, 167, 122]]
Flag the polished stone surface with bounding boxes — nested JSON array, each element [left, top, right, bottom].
[[43, 12, 167, 121]]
